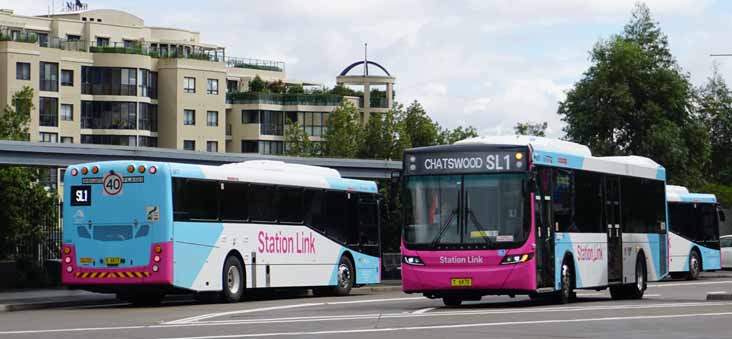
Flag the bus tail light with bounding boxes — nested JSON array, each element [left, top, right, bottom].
[[153, 255, 161, 263], [81, 167, 88, 175], [92, 166, 99, 174], [71, 168, 78, 176], [501, 253, 533, 265], [66, 266, 73, 273], [152, 264, 159, 272], [154, 245, 162, 254], [127, 165, 135, 173], [138, 165, 146, 173], [149, 166, 157, 175], [403, 255, 424, 266]]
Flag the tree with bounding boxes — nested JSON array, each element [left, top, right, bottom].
[[323, 101, 362, 158], [267, 79, 286, 94], [286, 84, 305, 94], [359, 109, 411, 160], [514, 121, 548, 137], [439, 125, 479, 144], [283, 118, 312, 157], [248, 75, 266, 93], [696, 65, 732, 184], [557, 3, 707, 186], [0, 87, 57, 260], [0, 86, 33, 141], [403, 101, 440, 148]]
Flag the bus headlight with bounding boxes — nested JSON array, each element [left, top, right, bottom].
[[500, 253, 533, 265], [403, 255, 425, 266]]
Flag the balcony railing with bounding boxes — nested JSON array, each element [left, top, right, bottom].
[[224, 57, 285, 72], [227, 92, 343, 106], [226, 124, 232, 136], [0, 28, 38, 44]]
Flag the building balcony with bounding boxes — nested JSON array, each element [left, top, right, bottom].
[[224, 57, 284, 72], [0, 29, 37, 44], [227, 92, 343, 106]]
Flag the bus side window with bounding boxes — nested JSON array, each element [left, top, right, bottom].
[[552, 169, 573, 232], [249, 184, 278, 222], [324, 191, 347, 243], [173, 178, 218, 221], [279, 187, 304, 224], [221, 182, 248, 222], [304, 189, 326, 232], [574, 171, 603, 233]]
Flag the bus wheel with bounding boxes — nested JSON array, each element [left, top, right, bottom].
[[609, 285, 627, 300], [443, 296, 462, 307], [628, 255, 647, 299], [558, 261, 575, 304], [222, 255, 244, 303], [333, 256, 355, 296], [688, 250, 701, 280]]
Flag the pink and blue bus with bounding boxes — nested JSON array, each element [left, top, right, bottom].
[[62, 160, 381, 304], [401, 136, 668, 306], [666, 185, 722, 280]]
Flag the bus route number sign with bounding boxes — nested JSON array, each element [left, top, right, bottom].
[[103, 173, 123, 195], [70, 185, 92, 206]]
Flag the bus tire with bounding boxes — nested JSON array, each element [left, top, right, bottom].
[[443, 296, 462, 307], [627, 254, 647, 299], [558, 260, 575, 304], [688, 250, 701, 280], [609, 285, 627, 300], [222, 255, 245, 303], [332, 255, 355, 296]]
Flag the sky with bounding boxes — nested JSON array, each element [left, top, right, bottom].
[[6, 0, 732, 137]]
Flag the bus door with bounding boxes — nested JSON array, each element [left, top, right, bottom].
[[534, 168, 554, 289], [605, 176, 622, 283]]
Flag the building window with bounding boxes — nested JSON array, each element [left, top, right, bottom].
[[96, 37, 109, 46], [139, 69, 158, 99], [39, 97, 58, 127], [138, 103, 158, 132], [40, 132, 58, 143], [261, 111, 285, 136], [299, 112, 327, 137], [81, 135, 137, 146], [60, 104, 73, 121], [40, 62, 58, 92], [227, 80, 239, 93], [207, 111, 218, 127], [207, 79, 219, 95], [66, 35, 80, 41], [241, 140, 257, 153], [184, 109, 195, 125], [61, 69, 73, 86], [120, 68, 137, 96], [81, 101, 137, 129], [183, 140, 195, 151], [16, 63, 30, 80], [81, 67, 139, 96], [37, 33, 48, 47], [207, 141, 218, 152], [139, 136, 158, 147], [60, 136, 73, 143], [184, 77, 195, 93], [242, 110, 259, 124], [123, 40, 136, 49], [258, 140, 284, 155]]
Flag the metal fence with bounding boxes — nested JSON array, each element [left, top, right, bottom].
[[13, 201, 62, 263]]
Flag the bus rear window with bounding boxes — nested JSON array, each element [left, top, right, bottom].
[[93, 225, 133, 241]]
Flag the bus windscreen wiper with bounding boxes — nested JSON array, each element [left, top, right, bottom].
[[466, 208, 493, 245], [431, 210, 458, 247]]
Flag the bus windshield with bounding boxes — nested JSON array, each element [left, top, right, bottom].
[[403, 173, 527, 249]]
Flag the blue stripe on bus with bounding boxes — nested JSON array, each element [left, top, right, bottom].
[[173, 222, 224, 289], [169, 163, 205, 179], [679, 194, 717, 204], [328, 248, 381, 286], [656, 168, 666, 181], [531, 150, 585, 170], [647, 234, 662, 280], [554, 233, 583, 290], [325, 177, 378, 193]]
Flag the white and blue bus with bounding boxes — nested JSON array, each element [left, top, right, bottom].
[[667, 185, 721, 280], [61, 160, 381, 304]]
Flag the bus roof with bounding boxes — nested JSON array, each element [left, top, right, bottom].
[[666, 185, 717, 204], [170, 160, 378, 193], [453, 135, 666, 181]]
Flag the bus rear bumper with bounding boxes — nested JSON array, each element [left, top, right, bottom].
[[61, 242, 173, 286], [401, 260, 536, 295]]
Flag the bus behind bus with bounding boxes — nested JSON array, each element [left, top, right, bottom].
[[401, 135, 668, 306]]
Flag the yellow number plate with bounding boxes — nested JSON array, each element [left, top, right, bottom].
[[104, 257, 121, 265], [451, 278, 472, 287]]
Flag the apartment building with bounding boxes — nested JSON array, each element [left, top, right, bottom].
[[0, 7, 395, 155]]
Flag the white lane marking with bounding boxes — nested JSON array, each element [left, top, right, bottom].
[[4, 301, 732, 335], [709, 291, 729, 294], [575, 293, 605, 297], [164, 303, 323, 325], [157, 311, 732, 339], [644, 294, 661, 297], [164, 297, 424, 325], [412, 307, 436, 314], [649, 281, 732, 288]]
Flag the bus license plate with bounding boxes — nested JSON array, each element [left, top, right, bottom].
[[104, 257, 121, 265], [451, 278, 472, 287]]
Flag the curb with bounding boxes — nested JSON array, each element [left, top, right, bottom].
[[0, 298, 119, 312], [707, 292, 732, 301], [357, 285, 403, 293]]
